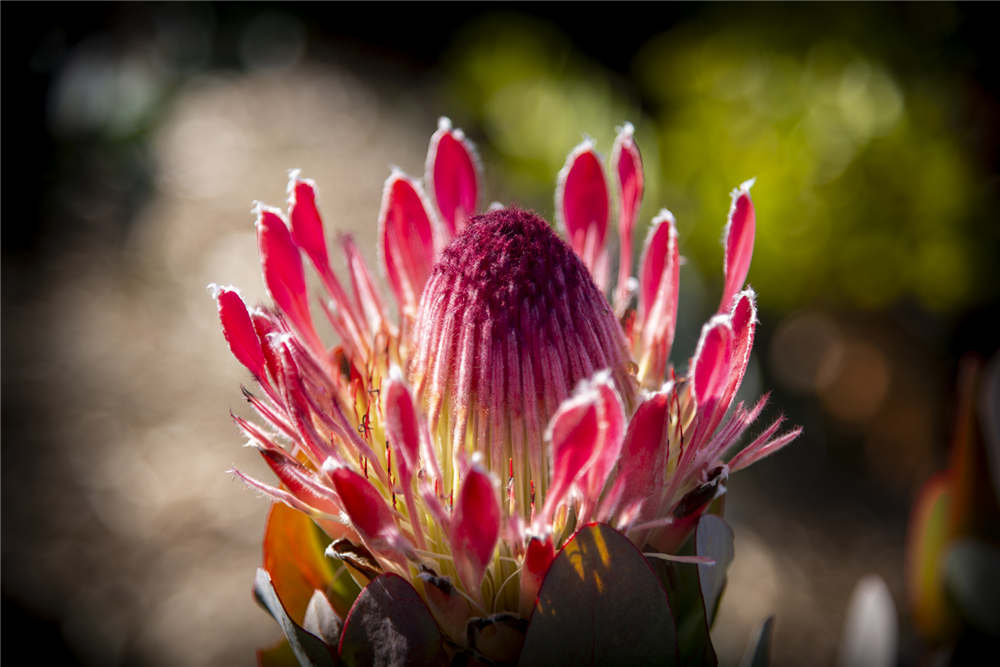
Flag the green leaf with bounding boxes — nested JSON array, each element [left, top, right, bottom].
[[646, 556, 716, 666], [519, 523, 678, 666], [254, 568, 337, 667], [337, 573, 447, 667], [943, 539, 1000, 636], [644, 515, 733, 666], [738, 616, 774, 667], [696, 515, 735, 626], [257, 639, 299, 667]]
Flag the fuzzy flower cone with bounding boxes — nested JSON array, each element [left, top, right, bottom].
[[214, 118, 801, 666]]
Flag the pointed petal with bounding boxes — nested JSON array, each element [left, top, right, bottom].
[[251, 309, 285, 390], [719, 180, 756, 313], [378, 172, 438, 318], [612, 123, 644, 308], [288, 173, 330, 276], [581, 379, 627, 518], [692, 316, 734, 410], [232, 469, 342, 524], [602, 388, 672, 534], [637, 210, 680, 384], [728, 421, 802, 472], [382, 370, 423, 482], [290, 174, 366, 350], [426, 117, 480, 237], [213, 286, 266, 380], [519, 535, 555, 618], [382, 369, 432, 549], [257, 206, 323, 354], [342, 235, 390, 336], [556, 140, 609, 281], [256, 446, 344, 518], [451, 463, 501, 597], [276, 344, 340, 468], [718, 288, 758, 422], [541, 393, 600, 525], [328, 464, 408, 564]]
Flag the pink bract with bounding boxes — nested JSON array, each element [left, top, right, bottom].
[[214, 117, 800, 617]]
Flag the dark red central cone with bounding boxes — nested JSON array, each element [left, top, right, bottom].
[[409, 207, 635, 515]]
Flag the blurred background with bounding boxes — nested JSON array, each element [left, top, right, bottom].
[[3, 3, 998, 665]]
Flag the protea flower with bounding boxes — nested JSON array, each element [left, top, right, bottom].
[[214, 118, 800, 665]]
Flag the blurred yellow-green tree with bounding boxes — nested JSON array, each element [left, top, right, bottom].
[[443, 10, 995, 313]]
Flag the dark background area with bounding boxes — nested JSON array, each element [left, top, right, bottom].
[[4, 3, 998, 665]]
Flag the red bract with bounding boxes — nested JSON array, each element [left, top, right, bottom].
[[215, 118, 800, 628]]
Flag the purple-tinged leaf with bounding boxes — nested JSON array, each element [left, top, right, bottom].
[[519, 523, 679, 666], [337, 574, 446, 667]]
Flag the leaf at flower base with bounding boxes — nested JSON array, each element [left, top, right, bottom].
[[304, 590, 343, 648], [696, 515, 735, 626], [337, 573, 447, 667], [467, 613, 527, 665], [646, 547, 717, 666], [519, 523, 678, 667], [943, 539, 1000, 637], [257, 638, 299, 667], [263, 502, 361, 624], [738, 617, 774, 667], [418, 569, 472, 643], [254, 568, 337, 667]]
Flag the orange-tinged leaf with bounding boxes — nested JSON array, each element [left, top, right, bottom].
[[263, 502, 360, 624], [906, 475, 958, 643]]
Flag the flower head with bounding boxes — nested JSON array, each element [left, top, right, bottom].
[[215, 118, 800, 632]]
